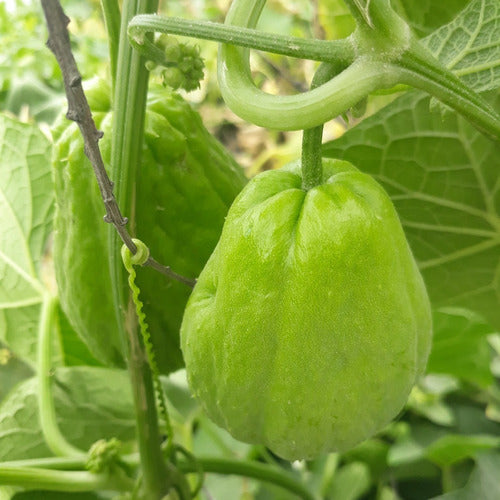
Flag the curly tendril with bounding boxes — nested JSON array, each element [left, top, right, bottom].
[[121, 239, 174, 455]]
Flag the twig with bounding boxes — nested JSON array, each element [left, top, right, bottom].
[[41, 0, 196, 288]]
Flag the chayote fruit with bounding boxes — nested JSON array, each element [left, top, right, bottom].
[[181, 158, 432, 460], [52, 79, 246, 372]]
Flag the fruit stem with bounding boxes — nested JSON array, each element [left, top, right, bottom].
[[301, 63, 344, 190]]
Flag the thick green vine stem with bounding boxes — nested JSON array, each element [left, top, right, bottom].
[[113, 2, 170, 498], [128, 15, 354, 66], [128, 1, 500, 137], [179, 458, 315, 500], [1, 454, 312, 500], [0, 466, 134, 493], [121, 240, 174, 456], [216, 0, 394, 130], [218, 0, 500, 138]]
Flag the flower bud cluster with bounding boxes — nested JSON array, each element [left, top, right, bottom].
[[148, 35, 204, 92]]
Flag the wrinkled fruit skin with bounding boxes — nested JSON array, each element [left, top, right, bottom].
[[181, 158, 432, 460], [52, 80, 246, 372]]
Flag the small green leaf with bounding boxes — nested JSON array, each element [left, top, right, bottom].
[[391, 0, 470, 38], [427, 308, 495, 387], [425, 434, 500, 467], [0, 114, 53, 365], [327, 462, 371, 500], [0, 367, 135, 461], [407, 386, 456, 427], [342, 439, 389, 482]]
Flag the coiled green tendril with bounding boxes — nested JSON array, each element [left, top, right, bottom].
[[121, 239, 173, 454]]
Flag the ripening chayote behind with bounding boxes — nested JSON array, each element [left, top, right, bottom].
[[181, 158, 432, 460], [52, 79, 247, 373]]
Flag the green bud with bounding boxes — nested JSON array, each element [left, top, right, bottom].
[[162, 67, 185, 90]]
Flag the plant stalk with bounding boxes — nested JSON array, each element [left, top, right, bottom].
[[1, 454, 314, 500], [0, 466, 133, 492], [128, 15, 355, 64], [111, 0, 169, 498], [100, 0, 121, 88]]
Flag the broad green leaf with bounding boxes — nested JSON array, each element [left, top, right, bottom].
[[323, 91, 500, 329], [319, 0, 470, 41], [56, 305, 102, 367], [427, 308, 495, 387], [432, 452, 500, 500], [0, 114, 53, 365], [324, 1, 500, 326], [5, 77, 64, 124], [0, 344, 33, 401], [425, 434, 500, 467], [0, 367, 135, 461], [391, 0, 470, 38], [422, 0, 500, 93]]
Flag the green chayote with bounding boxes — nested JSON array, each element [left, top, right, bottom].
[[52, 79, 246, 372], [181, 158, 432, 460]]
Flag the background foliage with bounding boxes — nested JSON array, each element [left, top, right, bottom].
[[0, 0, 499, 499]]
